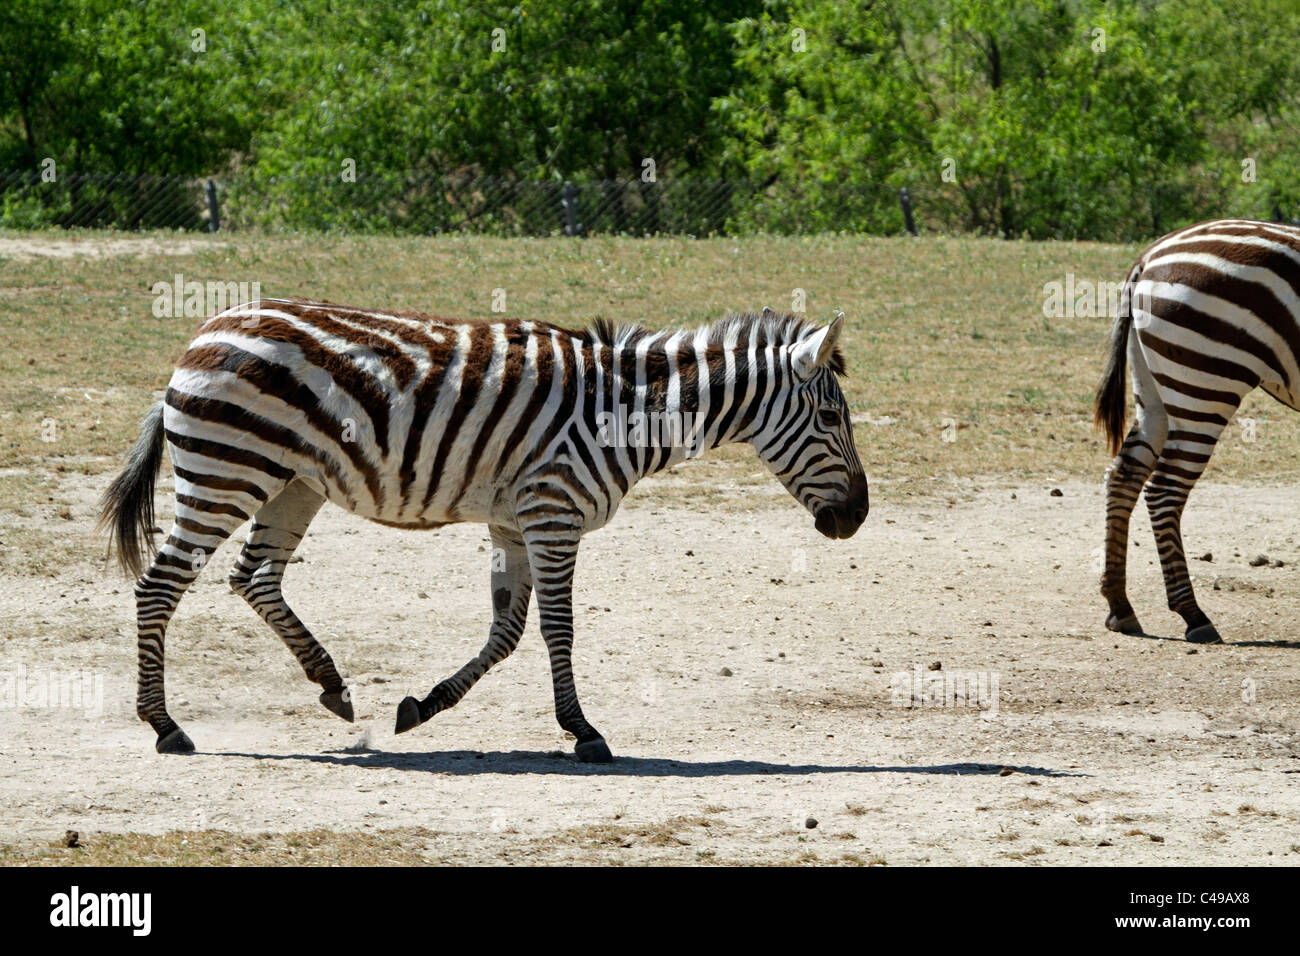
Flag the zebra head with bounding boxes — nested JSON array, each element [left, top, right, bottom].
[[752, 312, 869, 539]]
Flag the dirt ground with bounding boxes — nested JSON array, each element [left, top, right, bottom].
[[0, 235, 228, 262], [2, 469, 1298, 865]]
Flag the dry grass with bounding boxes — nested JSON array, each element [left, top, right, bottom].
[[1, 828, 442, 866], [0, 825, 893, 866], [0, 522, 107, 576], [557, 814, 724, 849], [7, 229, 1299, 519]]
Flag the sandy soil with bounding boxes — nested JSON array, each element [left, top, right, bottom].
[[2, 472, 1298, 865], [0, 236, 230, 262]]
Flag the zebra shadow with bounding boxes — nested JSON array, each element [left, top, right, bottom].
[[215, 749, 1084, 778], [1126, 629, 1300, 649], [1224, 639, 1300, 649]]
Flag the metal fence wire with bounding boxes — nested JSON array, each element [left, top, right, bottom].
[[220, 173, 776, 236], [0, 169, 939, 236], [2, 168, 1292, 238], [0, 170, 208, 230]]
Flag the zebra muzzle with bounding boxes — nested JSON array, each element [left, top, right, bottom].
[[815, 489, 868, 539], [815, 506, 864, 539]]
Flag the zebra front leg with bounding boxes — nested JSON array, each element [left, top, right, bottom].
[[1101, 425, 1160, 634], [228, 480, 354, 721], [394, 528, 532, 734], [524, 531, 611, 763]]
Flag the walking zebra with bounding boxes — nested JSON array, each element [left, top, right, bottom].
[[100, 298, 869, 760], [1096, 218, 1300, 643]]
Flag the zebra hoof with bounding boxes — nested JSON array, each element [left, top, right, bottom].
[[575, 737, 613, 763], [394, 696, 423, 735], [1186, 623, 1223, 645], [1105, 613, 1143, 635], [319, 688, 354, 722], [155, 727, 195, 755]]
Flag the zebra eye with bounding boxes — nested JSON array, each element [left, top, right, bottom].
[[817, 408, 842, 428]]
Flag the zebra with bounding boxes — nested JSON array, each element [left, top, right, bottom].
[[1095, 218, 1300, 644], [99, 298, 869, 761]]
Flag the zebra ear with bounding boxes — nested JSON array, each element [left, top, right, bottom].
[[791, 312, 845, 377]]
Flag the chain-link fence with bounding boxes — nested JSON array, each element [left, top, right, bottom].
[[220, 172, 935, 236], [1, 168, 1294, 238], [0, 170, 210, 230], [0, 169, 942, 237]]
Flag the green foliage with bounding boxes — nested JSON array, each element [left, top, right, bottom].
[[0, 188, 56, 228], [717, 0, 1300, 239], [0, 0, 248, 174], [226, 2, 752, 177], [1, 0, 1297, 238]]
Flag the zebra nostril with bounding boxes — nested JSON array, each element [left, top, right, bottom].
[[854, 506, 867, 524]]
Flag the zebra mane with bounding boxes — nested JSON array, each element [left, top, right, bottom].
[[585, 310, 847, 376]]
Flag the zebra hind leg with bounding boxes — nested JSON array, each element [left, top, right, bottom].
[[136, 509, 250, 753], [227, 480, 355, 720], [1102, 424, 1163, 635], [1145, 434, 1228, 645], [395, 528, 532, 734]]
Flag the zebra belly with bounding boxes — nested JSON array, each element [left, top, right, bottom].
[[1260, 381, 1300, 412], [310, 469, 518, 530]]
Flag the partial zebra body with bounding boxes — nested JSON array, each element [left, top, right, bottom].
[[1095, 218, 1300, 643], [171, 303, 587, 530], [100, 298, 868, 759]]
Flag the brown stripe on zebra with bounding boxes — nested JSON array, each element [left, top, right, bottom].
[[590, 342, 630, 498], [493, 327, 556, 482], [197, 310, 397, 457], [164, 389, 371, 507], [177, 342, 385, 505], [420, 323, 497, 513], [453, 330, 529, 511], [1154, 238, 1300, 300], [163, 420, 296, 483], [1141, 261, 1300, 384], [1149, 370, 1245, 407], [265, 299, 421, 390], [1136, 322, 1268, 388], [172, 469, 269, 506], [712, 322, 752, 444], [504, 331, 578, 488]]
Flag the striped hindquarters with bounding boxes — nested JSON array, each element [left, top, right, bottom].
[[1131, 219, 1300, 415], [1094, 219, 1300, 643]]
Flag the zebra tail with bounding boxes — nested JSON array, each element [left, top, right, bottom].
[[96, 401, 166, 579], [1094, 267, 1137, 456]]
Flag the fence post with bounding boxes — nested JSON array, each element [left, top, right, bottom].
[[205, 180, 221, 232], [561, 181, 583, 236], [899, 187, 917, 236]]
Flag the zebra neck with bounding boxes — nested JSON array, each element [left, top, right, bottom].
[[598, 334, 763, 480]]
